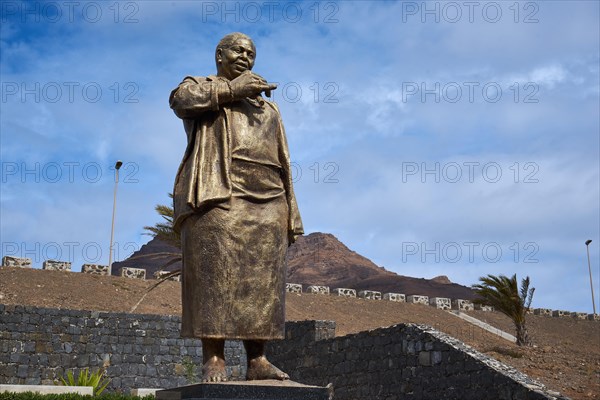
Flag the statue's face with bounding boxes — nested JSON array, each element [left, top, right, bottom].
[[217, 38, 256, 80]]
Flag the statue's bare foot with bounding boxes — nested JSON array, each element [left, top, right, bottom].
[[246, 356, 289, 381], [202, 356, 227, 383]]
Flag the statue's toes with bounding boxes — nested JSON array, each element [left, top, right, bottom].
[[277, 370, 290, 380], [202, 368, 228, 383], [203, 375, 224, 382], [247, 360, 290, 381]]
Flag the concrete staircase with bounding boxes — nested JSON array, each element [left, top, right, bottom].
[[448, 310, 517, 343]]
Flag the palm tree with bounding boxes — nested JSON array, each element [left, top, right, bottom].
[[142, 193, 180, 249], [472, 274, 535, 346], [135, 193, 182, 272], [129, 194, 182, 312]]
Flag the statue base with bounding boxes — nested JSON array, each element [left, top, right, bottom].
[[155, 380, 333, 400]]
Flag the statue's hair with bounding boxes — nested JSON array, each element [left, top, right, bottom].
[[215, 32, 255, 66]]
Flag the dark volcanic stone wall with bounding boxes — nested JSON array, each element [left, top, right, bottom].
[[0, 304, 245, 392], [267, 321, 568, 400], [0, 304, 568, 399]]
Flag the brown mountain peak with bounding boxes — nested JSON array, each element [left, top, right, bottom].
[[113, 232, 473, 299], [287, 232, 473, 299], [431, 275, 452, 284]]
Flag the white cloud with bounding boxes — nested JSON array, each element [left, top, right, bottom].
[[1, 0, 598, 313]]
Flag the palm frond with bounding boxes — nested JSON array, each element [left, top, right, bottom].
[[143, 193, 181, 249], [130, 193, 183, 313], [472, 273, 535, 346]]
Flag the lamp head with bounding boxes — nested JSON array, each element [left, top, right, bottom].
[[585, 239, 592, 246], [115, 160, 123, 170]]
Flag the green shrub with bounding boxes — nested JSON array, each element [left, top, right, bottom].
[[55, 368, 110, 396]]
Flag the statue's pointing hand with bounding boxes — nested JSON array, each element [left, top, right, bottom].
[[230, 71, 278, 99]]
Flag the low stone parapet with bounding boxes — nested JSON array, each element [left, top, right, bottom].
[[358, 290, 381, 300], [552, 310, 570, 318], [42, 260, 71, 272], [452, 299, 474, 311], [285, 283, 302, 293], [474, 303, 494, 312], [571, 312, 587, 320], [132, 388, 163, 397], [1, 256, 31, 268], [81, 264, 109, 275], [587, 313, 600, 321], [121, 267, 146, 280], [332, 288, 356, 297], [407, 295, 429, 305], [533, 308, 552, 316], [153, 270, 181, 282], [383, 293, 405, 302], [306, 285, 329, 295], [429, 297, 451, 310]]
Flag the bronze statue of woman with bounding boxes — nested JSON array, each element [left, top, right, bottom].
[[169, 32, 303, 382]]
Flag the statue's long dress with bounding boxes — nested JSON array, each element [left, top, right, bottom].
[[180, 97, 288, 340]]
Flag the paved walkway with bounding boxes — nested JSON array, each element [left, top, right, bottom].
[[448, 311, 517, 343]]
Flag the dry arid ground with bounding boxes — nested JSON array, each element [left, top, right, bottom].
[[0, 268, 599, 399]]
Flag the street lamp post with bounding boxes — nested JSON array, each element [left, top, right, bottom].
[[108, 160, 123, 275], [585, 239, 596, 315]]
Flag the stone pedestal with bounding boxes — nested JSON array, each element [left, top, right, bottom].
[[156, 380, 332, 400]]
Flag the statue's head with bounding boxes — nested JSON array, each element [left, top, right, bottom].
[[215, 32, 256, 80]]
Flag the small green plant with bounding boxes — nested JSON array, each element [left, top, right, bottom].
[[55, 368, 111, 396], [181, 356, 199, 384]]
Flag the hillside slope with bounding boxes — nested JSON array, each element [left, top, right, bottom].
[[113, 232, 476, 299], [0, 267, 598, 399]]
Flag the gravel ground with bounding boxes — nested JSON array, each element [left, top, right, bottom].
[[1, 267, 598, 399]]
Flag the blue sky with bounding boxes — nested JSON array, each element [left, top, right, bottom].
[[1, 0, 598, 313]]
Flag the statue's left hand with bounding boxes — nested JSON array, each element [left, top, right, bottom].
[[230, 71, 277, 99]]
